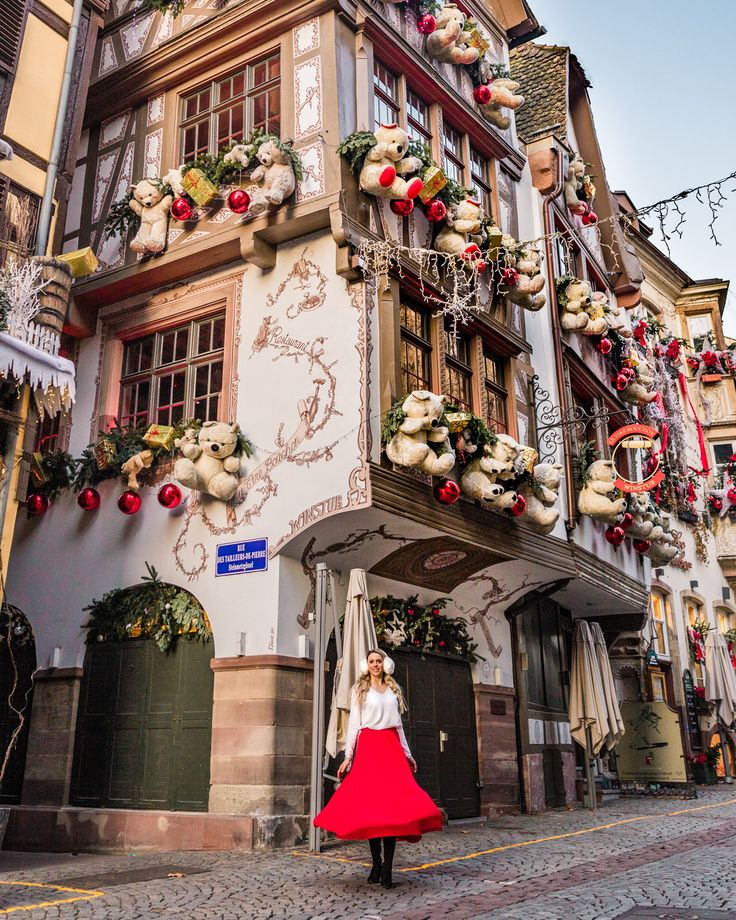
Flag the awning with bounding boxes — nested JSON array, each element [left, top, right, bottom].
[[0, 331, 76, 412]]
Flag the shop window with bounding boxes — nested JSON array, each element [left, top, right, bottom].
[[119, 314, 225, 427], [650, 591, 670, 659], [444, 324, 473, 410], [180, 53, 280, 160], [483, 348, 507, 434], [399, 302, 433, 393]]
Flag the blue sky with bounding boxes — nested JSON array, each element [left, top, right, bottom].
[[528, 0, 736, 333]]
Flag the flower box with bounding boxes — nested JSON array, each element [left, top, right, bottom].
[[701, 373, 723, 385]]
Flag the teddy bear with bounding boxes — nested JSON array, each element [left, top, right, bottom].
[[460, 444, 519, 509], [625, 492, 655, 540], [478, 79, 525, 131], [426, 5, 480, 66], [128, 179, 173, 254], [121, 449, 153, 490], [161, 165, 186, 198], [500, 239, 546, 311], [435, 198, 486, 268], [580, 290, 610, 337], [384, 390, 456, 477], [620, 358, 657, 406], [563, 154, 587, 215], [577, 459, 627, 524], [248, 139, 297, 216], [518, 462, 563, 534], [174, 420, 243, 501], [559, 278, 594, 332], [359, 124, 424, 201], [223, 143, 255, 169], [486, 432, 528, 481], [645, 512, 679, 566]]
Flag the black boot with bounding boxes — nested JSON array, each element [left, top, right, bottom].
[[380, 836, 396, 889], [367, 837, 382, 883]]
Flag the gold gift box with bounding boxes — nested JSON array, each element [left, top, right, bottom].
[[587, 304, 605, 320], [519, 446, 539, 473], [467, 28, 490, 54], [486, 225, 504, 261], [58, 246, 99, 278], [94, 437, 117, 471], [419, 165, 447, 203], [143, 423, 176, 451], [182, 168, 218, 206], [445, 411, 473, 433]]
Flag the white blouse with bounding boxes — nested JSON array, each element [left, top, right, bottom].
[[344, 686, 412, 761]]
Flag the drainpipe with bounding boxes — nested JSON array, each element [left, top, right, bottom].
[[35, 0, 85, 257], [541, 148, 577, 531]]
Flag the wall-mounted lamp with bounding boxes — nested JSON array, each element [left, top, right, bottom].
[[690, 580, 699, 591], [655, 568, 665, 578]]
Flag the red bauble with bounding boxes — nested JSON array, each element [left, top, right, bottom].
[[711, 497, 723, 511], [170, 197, 193, 221], [728, 488, 736, 504], [27, 493, 49, 517], [614, 373, 629, 391], [472, 84, 493, 105], [582, 210, 598, 225], [390, 198, 415, 217], [77, 487, 101, 511], [433, 477, 460, 505], [506, 494, 527, 517], [596, 337, 612, 355], [622, 366, 636, 380], [117, 490, 142, 515], [157, 482, 183, 509], [502, 267, 519, 287], [620, 512, 634, 530], [424, 198, 447, 222], [605, 525, 626, 547], [416, 12, 437, 33], [227, 188, 251, 214], [633, 539, 652, 554]]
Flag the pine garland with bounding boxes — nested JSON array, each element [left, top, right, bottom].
[[31, 450, 76, 501], [337, 131, 378, 174], [577, 440, 600, 488], [554, 273, 577, 308], [381, 400, 408, 445], [144, 0, 187, 15], [371, 594, 481, 662]]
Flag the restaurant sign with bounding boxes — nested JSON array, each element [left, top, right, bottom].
[[608, 423, 665, 493]]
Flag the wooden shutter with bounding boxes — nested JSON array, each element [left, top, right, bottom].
[[0, 0, 26, 75]]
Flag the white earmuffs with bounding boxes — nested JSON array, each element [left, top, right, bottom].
[[359, 654, 395, 676]]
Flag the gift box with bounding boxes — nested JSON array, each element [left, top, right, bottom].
[[587, 303, 605, 321], [58, 246, 99, 278], [518, 446, 539, 474], [467, 28, 490, 54], [94, 437, 117, 471], [30, 452, 47, 485], [419, 165, 447, 203], [143, 423, 176, 451], [445, 411, 473, 434], [182, 168, 218, 207], [486, 225, 504, 261]]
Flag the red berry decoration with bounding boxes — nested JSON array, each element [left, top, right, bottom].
[[416, 12, 436, 33], [605, 525, 626, 547], [472, 84, 492, 105], [424, 198, 447, 223], [596, 337, 612, 355], [506, 494, 527, 517], [502, 267, 519, 287], [170, 197, 193, 221], [390, 198, 415, 217], [620, 512, 634, 530], [582, 210, 598, 225], [633, 539, 652, 554], [27, 493, 49, 517], [227, 188, 251, 214], [157, 482, 183, 509], [433, 477, 460, 505], [77, 487, 101, 511], [117, 490, 142, 515]]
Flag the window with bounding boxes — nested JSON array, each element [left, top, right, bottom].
[[686, 599, 706, 686], [554, 225, 579, 277], [444, 325, 473, 410], [400, 302, 432, 393], [469, 145, 493, 215], [650, 672, 667, 703], [717, 608, 735, 635], [483, 349, 507, 434], [650, 591, 670, 659], [442, 123, 465, 186], [688, 313, 714, 351], [0, 182, 40, 265], [119, 314, 225, 427], [712, 441, 735, 485], [180, 53, 280, 160], [373, 61, 399, 130], [406, 89, 431, 146]]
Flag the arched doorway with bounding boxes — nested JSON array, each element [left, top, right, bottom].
[[711, 731, 736, 780], [70, 577, 213, 811], [0, 605, 35, 804]]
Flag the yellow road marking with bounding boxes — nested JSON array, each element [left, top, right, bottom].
[[0, 880, 104, 915], [296, 796, 736, 874]]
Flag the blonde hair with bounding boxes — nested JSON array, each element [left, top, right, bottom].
[[354, 648, 406, 713]]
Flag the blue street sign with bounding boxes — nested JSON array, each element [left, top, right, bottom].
[[215, 538, 268, 576]]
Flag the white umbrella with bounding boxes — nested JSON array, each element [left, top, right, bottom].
[[325, 569, 378, 758], [569, 619, 610, 809], [591, 622, 625, 751], [705, 630, 736, 728]]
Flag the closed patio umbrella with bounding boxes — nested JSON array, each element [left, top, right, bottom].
[[569, 619, 609, 809], [325, 569, 379, 758], [705, 630, 736, 729], [591, 622, 625, 751]]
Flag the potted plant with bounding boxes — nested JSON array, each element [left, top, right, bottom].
[[688, 745, 721, 784]]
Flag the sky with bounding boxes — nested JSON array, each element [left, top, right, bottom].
[[528, 0, 736, 334]]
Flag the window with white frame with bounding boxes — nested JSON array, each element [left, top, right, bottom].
[[650, 591, 670, 659], [688, 313, 714, 351], [712, 441, 736, 486]]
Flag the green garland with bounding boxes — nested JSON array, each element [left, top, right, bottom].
[[554, 273, 577, 309], [371, 594, 481, 662], [337, 131, 380, 174], [144, 0, 187, 15], [445, 406, 497, 456], [31, 450, 76, 501], [577, 440, 600, 488], [83, 563, 211, 653]]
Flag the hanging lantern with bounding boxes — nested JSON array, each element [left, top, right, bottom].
[[633, 539, 652, 554], [157, 482, 183, 509], [170, 197, 194, 221], [596, 337, 612, 355], [505, 494, 527, 517], [501, 267, 519, 287], [605, 525, 625, 547], [433, 477, 460, 505], [472, 84, 492, 106], [416, 12, 437, 33], [117, 490, 142, 515], [227, 188, 251, 214], [390, 199, 414, 217], [27, 493, 49, 517], [424, 198, 447, 223], [77, 487, 101, 511], [620, 512, 634, 530]]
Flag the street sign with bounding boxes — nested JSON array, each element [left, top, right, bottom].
[[215, 538, 268, 576]]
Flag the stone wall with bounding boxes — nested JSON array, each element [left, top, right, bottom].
[[474, 684, 520, 814]]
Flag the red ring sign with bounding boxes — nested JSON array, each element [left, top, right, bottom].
[[608, 423, 665, 493]]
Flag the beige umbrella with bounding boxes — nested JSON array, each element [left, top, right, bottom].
[[325, 569, 379, 758], [569, 619, 609, 809], [591, 622, 625, 751], [705, 630, 736, 728]]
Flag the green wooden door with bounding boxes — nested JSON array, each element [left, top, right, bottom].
[[71, 638, 213, 811]]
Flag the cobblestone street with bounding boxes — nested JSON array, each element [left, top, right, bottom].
[[2, 787, 736, 919]]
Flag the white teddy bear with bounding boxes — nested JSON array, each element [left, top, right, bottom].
[[223, 143, 255, 169], [426, 4, 480, 66], [577, 459, 627, 525], [559, 278, 595, 332], [161, 166, 186, 198], [460, 443, 519, 509], [563, 154, 587, 215], [478, 78, 525, 130], [645, 511, 679, 565], [435, 198, 486, 267], [174, 420, 243, 501], [501, 238, 546, 312], [128, 179, 173, 254], [385, 391, 456, 477], [626, 492, 655, 539], [248, 139, 297, 216], [620, 358, 657, 406], [518, 463, 563, 534], [359, 124, 424, 201]]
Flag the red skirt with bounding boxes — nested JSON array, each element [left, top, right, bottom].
[[314, 728, 443, 842]]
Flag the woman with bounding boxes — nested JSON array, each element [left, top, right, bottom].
[[313, 649, 443, 888]]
